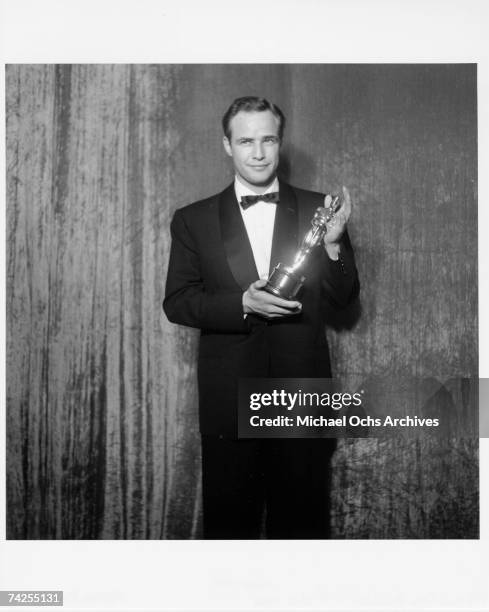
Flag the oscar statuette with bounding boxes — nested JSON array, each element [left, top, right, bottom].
[[264, 195, 341, 300]]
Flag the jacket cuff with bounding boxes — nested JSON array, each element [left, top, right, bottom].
[[325, 242, 355, 278]]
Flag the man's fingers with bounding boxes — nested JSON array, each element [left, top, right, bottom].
[[342, 185, 352, 221], [250, 280, 301, 308], [260, 301, 301, 318], [324, 194, 332, 208], [267, 295, 301, 310], [266, 305, 302, 317], [245, 279, 302, 318], [333, 211, 345, 227]]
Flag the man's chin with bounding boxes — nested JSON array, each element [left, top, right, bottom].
[[244, 173, 276, 188]]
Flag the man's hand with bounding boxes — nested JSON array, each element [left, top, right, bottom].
[[243, 279, 302, 319], [322, 186, 352, 260]]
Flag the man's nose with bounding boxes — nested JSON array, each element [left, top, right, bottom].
[[252, 142, 265, 159]]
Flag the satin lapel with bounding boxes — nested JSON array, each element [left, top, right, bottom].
[[269, 181, 299, 274], [219, 184, 259, 291]]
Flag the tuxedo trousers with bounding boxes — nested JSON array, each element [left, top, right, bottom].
[[201, 436, 336, 539]]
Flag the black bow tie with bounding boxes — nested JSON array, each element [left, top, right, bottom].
[[240, 191, 279, 210]]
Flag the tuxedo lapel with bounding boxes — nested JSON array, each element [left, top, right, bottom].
[[269, 181, 299, 274], [219, 184, 259, 291]]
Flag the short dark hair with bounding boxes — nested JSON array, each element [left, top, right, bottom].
[[222, 96, 286, 141]]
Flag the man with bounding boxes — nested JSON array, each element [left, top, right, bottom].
[[164, 96, 359, 539]]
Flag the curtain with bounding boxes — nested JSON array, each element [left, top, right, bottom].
[[6, 64, 478, 539]]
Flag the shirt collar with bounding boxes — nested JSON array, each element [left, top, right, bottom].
[[234, 176, 279, 204]]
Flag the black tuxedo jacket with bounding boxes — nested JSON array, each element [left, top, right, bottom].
[[164, 181, 359, 435]]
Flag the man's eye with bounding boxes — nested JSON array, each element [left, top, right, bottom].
[[264, 137, 278, 143]]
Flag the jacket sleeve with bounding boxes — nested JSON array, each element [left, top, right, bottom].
[[320, 229, 360, 308], [163, 209, 250, 333]]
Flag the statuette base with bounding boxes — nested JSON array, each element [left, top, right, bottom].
[[265, 263, 306, 301]]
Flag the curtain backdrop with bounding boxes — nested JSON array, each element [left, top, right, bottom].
[[6, 64, 478, 539]]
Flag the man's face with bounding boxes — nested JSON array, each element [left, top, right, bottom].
[[223, 110, 281, 192]]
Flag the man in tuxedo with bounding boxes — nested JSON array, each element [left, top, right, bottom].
[[164, 96, 359, 539]]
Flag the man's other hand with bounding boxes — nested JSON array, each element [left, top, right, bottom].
[[322, 186, 352, 260], [243, 279, 302, 319], [323, 186, 352, 245]]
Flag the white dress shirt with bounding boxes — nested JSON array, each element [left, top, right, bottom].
[[235, 176, 279, 280]]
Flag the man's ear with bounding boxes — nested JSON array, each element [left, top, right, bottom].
[[223, 136, 232, 157]]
